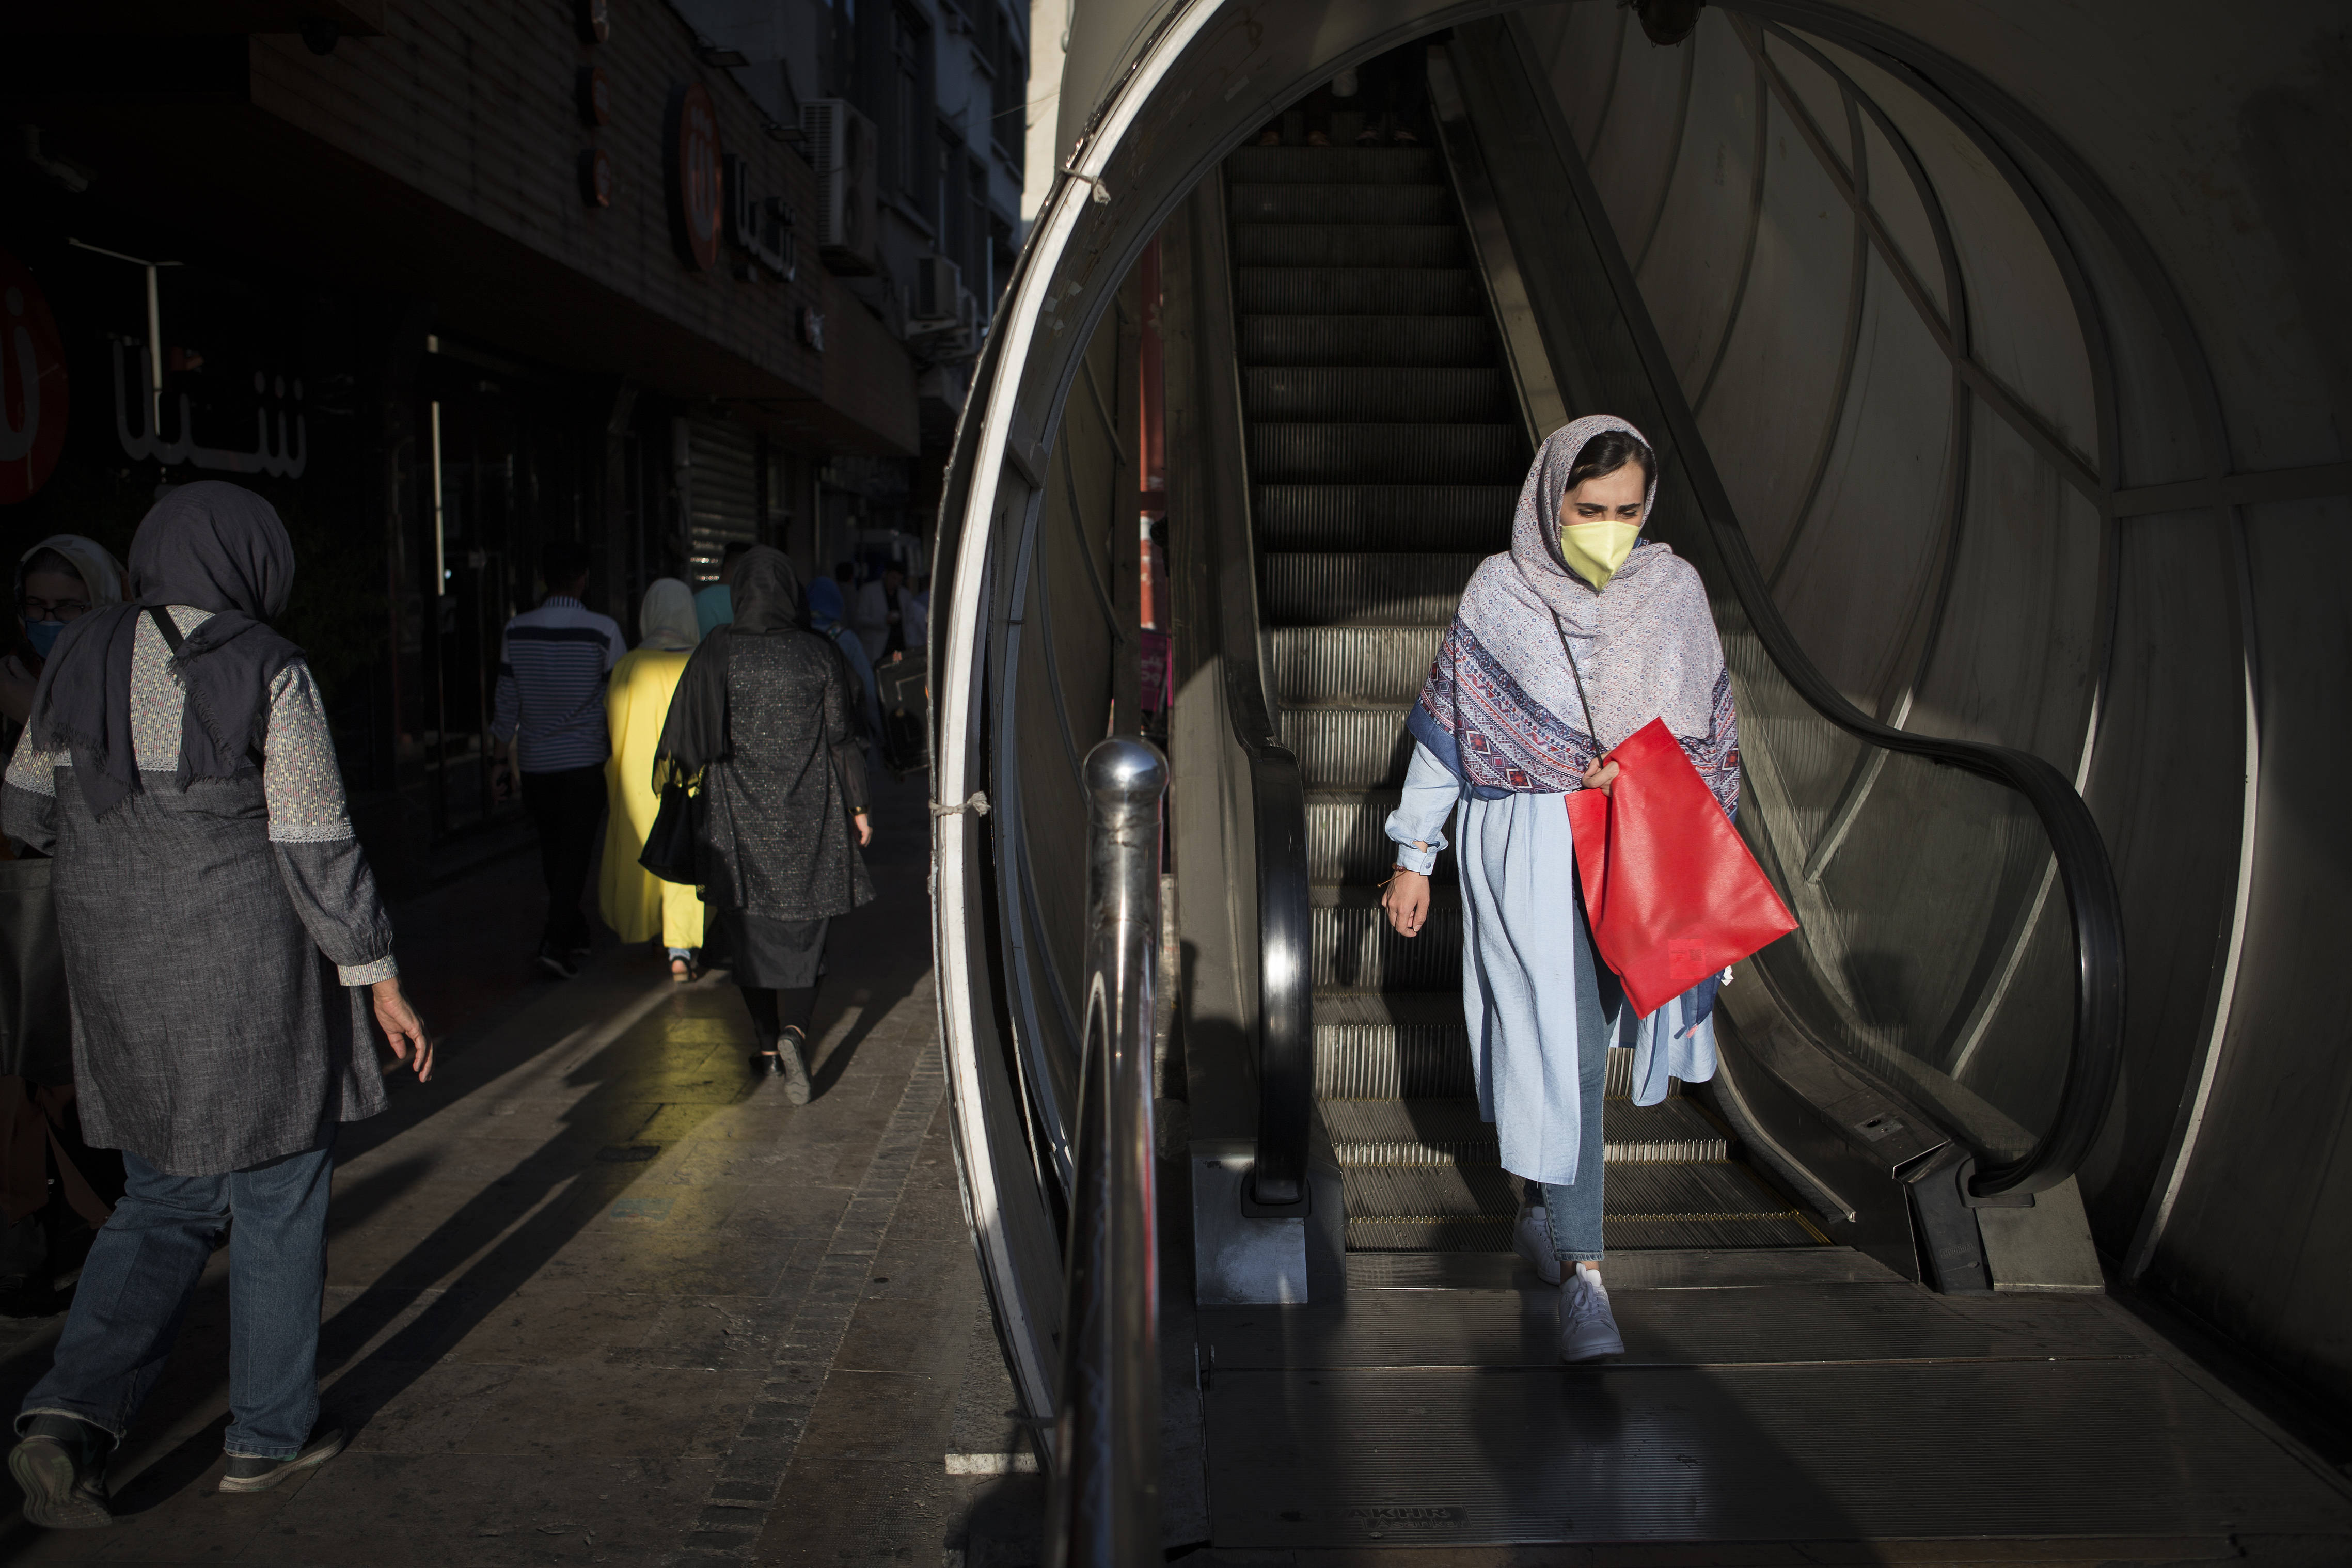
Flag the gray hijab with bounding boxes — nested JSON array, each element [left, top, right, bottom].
[[30, 481, 303, 817], [1407, 416, 1740, 812]]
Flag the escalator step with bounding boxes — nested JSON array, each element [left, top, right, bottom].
[[1346, 1212, 1824, 1252], [1240, 315, 1497, 368], [1232, 223, 1466, 269], [1312, 900, 1462, 991], [1230, 182, 1457, 226], [1313, 996, 1636, 1099], [1245, 367, 1518, 424], [1272, 627, 1446, 708], [1307, 790, 1456, 884], [1323, 1097, 1729, 1166], [1280, 705, 1416, 788], [1236, 266, 1487, 317], [1254, 484, 1515, 552], [1249, 425, 1524, 485], [1262, 551, 1485, 624], [1315, 992, 1479, 1098], [1224, 145, 1446, 184], [1343, 1160, 1809, 1229]]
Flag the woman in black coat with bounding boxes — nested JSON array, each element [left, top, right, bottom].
[[656, 547, 872, 1102]]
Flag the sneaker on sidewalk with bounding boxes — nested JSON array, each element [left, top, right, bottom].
[[776, 1027, 812, 1106], [536, 944, 579, 980], [8, 1415, 112, 1528], [1511, 1205, 1563, 1286], [218, 1426, 347, 1495], [1558, 1265, 1625, 1363]]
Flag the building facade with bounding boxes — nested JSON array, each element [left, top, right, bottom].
[[0, 0, 1021, 884]]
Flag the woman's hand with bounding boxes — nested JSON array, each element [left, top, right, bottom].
[[1382, 866, 1430, 938], [1580, 756, 1619, 796], [371, 977, 434, 1082], [854, 809, 872, 847]]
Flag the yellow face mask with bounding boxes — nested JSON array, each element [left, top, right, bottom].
[[1558, 519, 1641, 591]]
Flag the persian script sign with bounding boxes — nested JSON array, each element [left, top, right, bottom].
[[666, 81, 724, 271], [0, 248, 70, 504]]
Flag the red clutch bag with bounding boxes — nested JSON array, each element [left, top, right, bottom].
[[1565, 717, 1797, 1018]]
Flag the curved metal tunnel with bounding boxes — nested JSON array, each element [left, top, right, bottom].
[[924, 0, 2352, 1522]]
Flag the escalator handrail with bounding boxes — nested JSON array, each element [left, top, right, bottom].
[[1190, 170, 1315, 1209], [1462, 22, 2124, 1199]]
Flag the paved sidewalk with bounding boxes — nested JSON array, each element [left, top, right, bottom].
[[0, 778, 1045, 1564]]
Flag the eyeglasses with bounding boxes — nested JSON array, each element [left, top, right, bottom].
[[21, 597, 92, 623]]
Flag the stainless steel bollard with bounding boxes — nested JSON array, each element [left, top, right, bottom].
[[1044, 736, 1166, 1568]]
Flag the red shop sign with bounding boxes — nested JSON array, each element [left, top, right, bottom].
[[666, 82, 724, 271], [0, 248, 69, 504]]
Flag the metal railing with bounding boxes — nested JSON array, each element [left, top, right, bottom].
[[1043, 736, 1165, 1568]]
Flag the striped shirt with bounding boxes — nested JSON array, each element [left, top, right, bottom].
[[491, 595, 625, 773]]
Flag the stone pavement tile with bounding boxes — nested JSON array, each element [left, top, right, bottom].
[[334, 1357, 519, 1453], [257, 1449, 720, 1566], [451, 1360, 764, 1459], [425, 1283, 677, 1367], [610, 1294, 785, 1372]]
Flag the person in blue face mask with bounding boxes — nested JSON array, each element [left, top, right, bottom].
[[0, 536, 128, 748]]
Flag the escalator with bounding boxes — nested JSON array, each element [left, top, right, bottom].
[[1227, 138, 1824, 1258], [928, 5, 2352, 1556]]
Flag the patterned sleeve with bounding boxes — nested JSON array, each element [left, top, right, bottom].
[[1684, 668, 1740, 820], [263, 660, 399, 985], [2, 725, 62, 851]]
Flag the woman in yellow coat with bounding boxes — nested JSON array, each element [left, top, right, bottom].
[[601, 578, 705, 977]]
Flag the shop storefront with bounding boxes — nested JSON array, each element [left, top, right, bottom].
[[1, 0, 920, 883]]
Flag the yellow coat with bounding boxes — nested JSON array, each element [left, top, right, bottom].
[[599, 646, 704, 948]]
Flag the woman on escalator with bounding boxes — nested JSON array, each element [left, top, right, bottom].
[[1379, 415, 1738, 1362]]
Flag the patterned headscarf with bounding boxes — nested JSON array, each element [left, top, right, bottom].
[[1406, 415, 1738, 813]]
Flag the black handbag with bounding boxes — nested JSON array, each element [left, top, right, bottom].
[[639, 780, 700, 884]]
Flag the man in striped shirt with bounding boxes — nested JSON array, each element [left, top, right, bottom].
[[490, 543, 626, 979]]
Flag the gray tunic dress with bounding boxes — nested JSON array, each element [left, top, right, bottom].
[[699, 630, 873, 987], [1, 606, 396, 1175]]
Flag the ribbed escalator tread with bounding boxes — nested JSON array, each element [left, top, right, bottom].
[[1230, 183, 1456, 226], [1236, 267, 1487, 317], [1323, 1097, 1729, 1166], [1313, 999, 1640, 1100], [1245, 368, 1517, 424], [1262, 551, 1484, 624], [1306, 790, 1457, 884], [1280, 705, 1415, 789], [1343, 1161, 1817, 1253], [1272, 628, 1447, 708], [1240, 315, 1497, 368], [1249, 424, 1523, 485], [1225, 145, 1445, 184], [1232, 223, 1466, 269], [1255, 484, 1515, 552]]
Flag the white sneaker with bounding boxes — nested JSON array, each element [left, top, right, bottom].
[[1558, 1264, 1624, 1362], [1512, 1205, 1563, 1285]]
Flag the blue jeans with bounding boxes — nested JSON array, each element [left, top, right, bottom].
[[1527, 882, 1621, 1264], [18, 1137, 334, 1459]]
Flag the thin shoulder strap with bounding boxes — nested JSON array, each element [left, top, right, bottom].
[[1548, 611, 1602, 747], [145, 604, 270, 766]]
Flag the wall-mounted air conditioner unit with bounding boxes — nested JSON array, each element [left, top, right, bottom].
[[800, 99, 878, 275], [909, 254, 964, 332]]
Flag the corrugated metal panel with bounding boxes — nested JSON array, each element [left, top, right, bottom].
[[687, 418, 758, 585]]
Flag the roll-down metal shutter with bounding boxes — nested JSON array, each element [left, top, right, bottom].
[[685, 418, 758, 585]]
